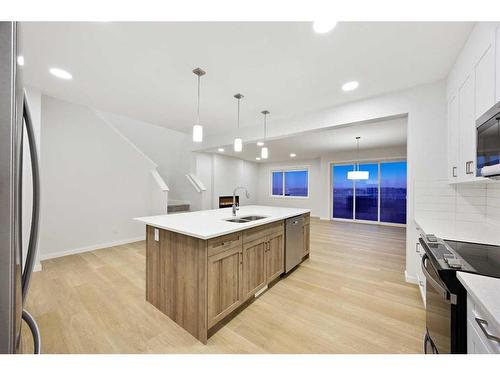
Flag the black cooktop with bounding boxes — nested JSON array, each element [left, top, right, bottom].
[[420, 235, 500, 278], [445, 240, 500, 279]]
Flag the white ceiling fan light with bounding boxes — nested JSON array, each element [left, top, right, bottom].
[[342, 81, 359, 92], [233, 93, 244, 152], [312, 21, 338, 34], [49, 67, 72, 80], [192, 67, 206, 142], [347, 136, 369, 180]]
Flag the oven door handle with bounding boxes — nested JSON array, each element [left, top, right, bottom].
[[421, 253, 457, 305]]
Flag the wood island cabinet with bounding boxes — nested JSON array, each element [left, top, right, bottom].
[[145, 214, 309, 344]]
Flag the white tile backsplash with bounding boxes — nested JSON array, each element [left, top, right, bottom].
[[415, 179, 500, 244]]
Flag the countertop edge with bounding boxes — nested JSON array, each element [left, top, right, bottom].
[[457, 272, 500, 332], [135, 208, 311, 240]]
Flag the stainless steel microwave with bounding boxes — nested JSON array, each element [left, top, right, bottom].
[[476, 100, 500, 178]]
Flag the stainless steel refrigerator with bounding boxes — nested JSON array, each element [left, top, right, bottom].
[[0, 21, 41, 354]]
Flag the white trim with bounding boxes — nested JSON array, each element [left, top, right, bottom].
[[38, 236, 145, 261], [186, 173, 206, 193], [91, 109, 158, 169], [33, 263, 42, 272], [405, 270, 418, 285], [151, 169, 169, 191]]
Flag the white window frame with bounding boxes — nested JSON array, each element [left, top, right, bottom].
[[270, 167, 310, 199], [330, 158, 407, 227]]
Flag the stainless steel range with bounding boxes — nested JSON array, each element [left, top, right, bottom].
[[420, 233, 500, 354]]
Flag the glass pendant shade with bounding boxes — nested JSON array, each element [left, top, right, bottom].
[[234, 137, 243, 152], [261, 146, 269, 159], [347, 170, 369, 180], [192, 124, 203, 142]]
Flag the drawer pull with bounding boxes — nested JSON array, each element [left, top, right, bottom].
[[466, 161, 474, 175], [452, 166, 457, 177], [475, 318, 500, 343]]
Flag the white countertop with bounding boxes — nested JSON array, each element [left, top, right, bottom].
[[135, 205, 310, 240], [457, 272, 500, 331]]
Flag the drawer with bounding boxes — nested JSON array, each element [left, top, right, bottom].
[[243, 221, 284, 243], [207, 232, 243, 256], [467, 294, 500, 353]]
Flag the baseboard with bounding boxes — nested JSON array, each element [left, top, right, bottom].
[[319, 217, 330, 221], [33, 262, 42, 272], [39, 236, 145, 261], [405, 270, 418, 285]]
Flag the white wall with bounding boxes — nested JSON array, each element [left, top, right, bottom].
[[211, 154, 259, 208], [257, 158, 321, 216], [96, 111, 192, 203], [39, 96, 156, 259]]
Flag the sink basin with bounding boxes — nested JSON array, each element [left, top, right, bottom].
[[224, 215, 268, 223], [224, 218, 249, 223], [239, 215, 267, 221]]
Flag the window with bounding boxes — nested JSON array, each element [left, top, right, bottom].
[[332, 160, 407, 224], [271, 168, 308, 197]]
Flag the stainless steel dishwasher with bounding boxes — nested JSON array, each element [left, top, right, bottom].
[[285, 215, 304, 273]]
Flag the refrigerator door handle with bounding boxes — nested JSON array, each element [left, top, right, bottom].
[[21, 91, 40, 302], [22, 310, 41, 354]]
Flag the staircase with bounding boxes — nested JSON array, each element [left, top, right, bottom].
[[167, 200, 190, 214]]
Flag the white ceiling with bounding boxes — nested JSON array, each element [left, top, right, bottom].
[[21, 22, 473, 137], [206, 116, 407, 163]]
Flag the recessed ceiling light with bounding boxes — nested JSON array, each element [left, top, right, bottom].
[[256, 157, 261, 161], [290, 153, 296, 158], [17, 56, 24, 66], [257, 141, 264, 147], [218, 148, 225, 152], [342, 81, 359, 91], [49, 68, 72, 80], [313, 21, 337, 34]]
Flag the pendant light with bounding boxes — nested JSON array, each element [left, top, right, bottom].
[[260, 110, 269, 159], [192, 67, 206, 142], [347, 136, 369, 180], [233, 93, 244, 152]]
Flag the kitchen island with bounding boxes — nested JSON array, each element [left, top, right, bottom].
[[135, 205, 311, 343]]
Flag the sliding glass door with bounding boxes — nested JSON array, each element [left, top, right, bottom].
[[332, 164, 354, 219], [380, 161, 407, 224], [332, 160, 407, 225], [354, 163, 378, 221]]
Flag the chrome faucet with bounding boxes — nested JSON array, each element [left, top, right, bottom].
[[232, 186, 250, 216]]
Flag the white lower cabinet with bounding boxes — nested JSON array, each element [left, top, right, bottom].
[[467, 294, 500, 354]]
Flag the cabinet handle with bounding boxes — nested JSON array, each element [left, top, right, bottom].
[[466, 161, 474, 175], [452, 166, 457, 178], [475, 318, 500, 343]]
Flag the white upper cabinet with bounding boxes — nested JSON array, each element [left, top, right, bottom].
[[447, 23, 500, 183], [496, 26, 500, 103], [447, 95, 459, 180], [458, 75, 476, 179], [474, 44, 495, 119]]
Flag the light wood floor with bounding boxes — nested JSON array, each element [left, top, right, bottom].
[[22, 219, 425, 353]]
